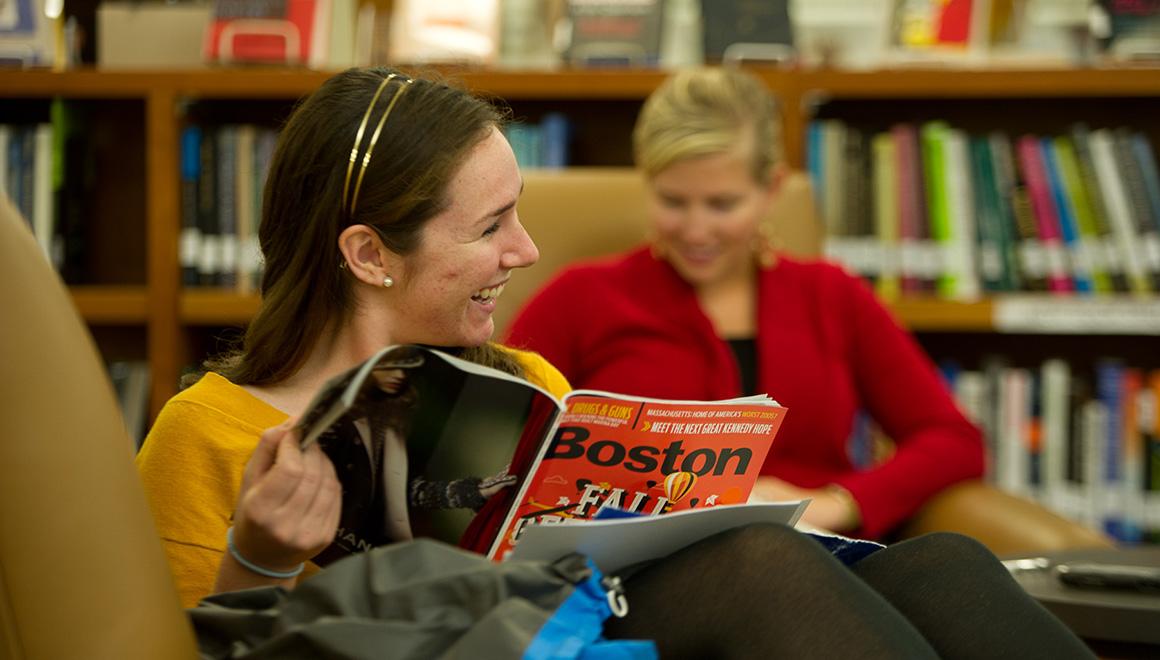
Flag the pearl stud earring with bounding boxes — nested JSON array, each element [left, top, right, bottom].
[[382, 276, 394, 288]]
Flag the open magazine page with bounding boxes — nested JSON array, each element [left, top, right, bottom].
[[509, 500, 809, 573], [296, 345, 562, 566], [488, 392, 788, 560]]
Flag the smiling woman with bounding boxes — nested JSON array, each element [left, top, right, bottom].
[[134, 67, 566, 609]]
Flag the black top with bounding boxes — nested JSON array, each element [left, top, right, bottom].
[[727, 337, 758, 396]]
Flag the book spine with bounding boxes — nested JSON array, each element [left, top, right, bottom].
[[180, 125, 202, 287], [1071, 123, 1129, 292], [216, 125, 238, 288], [1118, 130, 1160, 291], [892, 123, 924, 294], [921, 121, 954, 296], [974, 134, 1020, 291], [991, 132, 1047, 292], [1053, 136, 1112, 294], [1041, 138, 1093, 293], [942, 127, 980, 299], [872, 131, 900, 300], [1016, 135, 1071, 293], [1089, 128, 1151, 294], [234, 124, 256, 294], [197, 125, 219, 287]]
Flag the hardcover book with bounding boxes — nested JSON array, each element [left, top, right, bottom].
[[295, 344, 787, 566]]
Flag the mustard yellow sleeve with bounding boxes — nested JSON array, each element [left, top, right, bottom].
[[506, 346, 573, 399]]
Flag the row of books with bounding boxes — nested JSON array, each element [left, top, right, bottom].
[[180, 124, 276, 291], [0, 122, 56, 263], [809, 120, 1160, 300], [944, 359, 1160, 544], [503, 113, 572, 171]]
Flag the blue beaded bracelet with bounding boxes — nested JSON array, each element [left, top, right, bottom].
[[226, 527, 305, 579]]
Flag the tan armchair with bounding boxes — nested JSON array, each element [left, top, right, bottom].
[[0, 195, 197, 658], [506, 167, 1112, 556]]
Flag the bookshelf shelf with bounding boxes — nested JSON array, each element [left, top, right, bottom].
[[887, 298, 995, 331], [70, 285, 149, 324], [795, 68, 1160, 99], [4, 65, 1159, 418], [181, 290, 260, 324]]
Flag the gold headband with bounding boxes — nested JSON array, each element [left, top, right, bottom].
[[342, 73, 414, 217]]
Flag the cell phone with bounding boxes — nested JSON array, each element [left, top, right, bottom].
[[1053, 562, 1160, 593]]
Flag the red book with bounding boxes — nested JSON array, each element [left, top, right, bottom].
[[1017, 135, 1073, 292], [203, 0, 330, 67]]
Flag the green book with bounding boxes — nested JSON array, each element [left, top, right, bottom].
[[920, 121, 954, 297], [1052, 136, 1112, 294]]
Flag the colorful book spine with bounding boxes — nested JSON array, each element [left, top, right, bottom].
[[892, 123, 927, 294], [1089, 128, 1151, 294], [1051, 136, 1112, 294], [179, 126, 202, 287], [1071, 124, 1129, 292], [1016, 135, 1072, 292], [1041, 138, 1093, 293], [921, 122, 955, 297], [991, 132, 1047, 292]]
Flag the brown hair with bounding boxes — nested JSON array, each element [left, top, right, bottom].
[[198, 67, 522, 387], [633, 67, 781, 183]]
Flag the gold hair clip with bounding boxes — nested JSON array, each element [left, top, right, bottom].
[[341, 73, 414, 218]]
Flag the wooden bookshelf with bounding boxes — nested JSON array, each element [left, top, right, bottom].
[[70, 285, 149, 324], [3, 65, 1159, 418]]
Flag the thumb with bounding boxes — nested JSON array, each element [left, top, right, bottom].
[[244, 420, 293, 483]]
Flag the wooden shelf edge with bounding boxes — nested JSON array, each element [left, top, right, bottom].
[[887, 298, 995, 331], [180, 290, 260, 324], [4, 66, 1159, 100], [70, 285, 148, 323]]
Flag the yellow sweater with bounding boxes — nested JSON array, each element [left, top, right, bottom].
[[135, 348, 571, 608]]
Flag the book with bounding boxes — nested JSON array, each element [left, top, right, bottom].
[[179, 126, 202, 287], [0, 0, 58, 67], [700, 0, 793, 63], [564, 0, 664, 67], [388, 0, 501, 65], [294, 345, 787, 566], [203, 0, 331, 68]]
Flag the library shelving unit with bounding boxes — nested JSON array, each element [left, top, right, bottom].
[[2, 65, 1158, 418]]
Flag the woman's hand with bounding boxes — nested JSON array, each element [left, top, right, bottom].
[[750, 476, 861, 533], [214, 421, 341, 593]]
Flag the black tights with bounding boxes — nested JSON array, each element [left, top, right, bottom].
[[604, 524, 1094, 659]]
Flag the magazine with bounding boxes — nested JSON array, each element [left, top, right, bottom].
[[509, 501, 809, 573], [296, 344, 788, 566]]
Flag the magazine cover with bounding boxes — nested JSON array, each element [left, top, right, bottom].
[[487, 392, 787, 559], [296, 344, 788, 566]]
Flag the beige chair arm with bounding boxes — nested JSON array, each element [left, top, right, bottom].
[[897, 481, 1115, 557]]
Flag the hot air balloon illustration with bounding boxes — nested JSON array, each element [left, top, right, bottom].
[[663, 471, 696, 504]]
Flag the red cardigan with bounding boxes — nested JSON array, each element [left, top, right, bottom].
[[505, 248, 985, 538]]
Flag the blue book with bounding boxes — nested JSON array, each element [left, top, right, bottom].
[[1094, 361, 1126, 541], [1041, 138, 1092, 293], [180, 126, 202, 287], [807, 121, 824, 210], [539, 113, 572, 169], [1129, 132, 1160, 234]]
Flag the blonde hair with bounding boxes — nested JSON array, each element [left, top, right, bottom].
[[633, 67, 781, 183]]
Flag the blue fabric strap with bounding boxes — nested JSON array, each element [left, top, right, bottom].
[[523, 559, 657, 660]]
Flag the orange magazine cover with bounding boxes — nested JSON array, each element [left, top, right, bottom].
[[486, 393, 786, 560], [294, 345, 787, 565]]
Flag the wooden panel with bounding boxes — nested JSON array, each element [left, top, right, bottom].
[[181, 291, 260, 324], [888, 298, 995, 331], [70, 285, 148, 323]]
